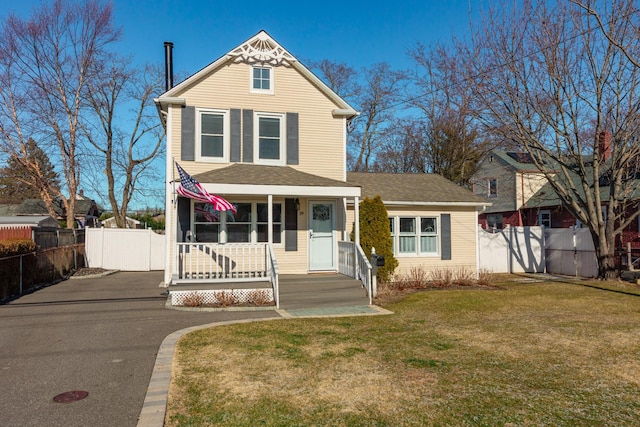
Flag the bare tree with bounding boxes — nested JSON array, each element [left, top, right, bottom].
[[408, 43, 489, 185], [83, 61, 165, 228], [457, 0, 640, 278], [312, 60, 405, 172], [349, 63, 406, 171], [0, 0, 120, 228], [372, 119, 427, 173]]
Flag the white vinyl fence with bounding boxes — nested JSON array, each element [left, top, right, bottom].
[[478, 226, 545, 273], [85, 228, 165, 271], [544, 228, 598, 278]]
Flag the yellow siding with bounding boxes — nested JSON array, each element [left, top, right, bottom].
[[347, 205, 478, 276], [518, 172, 549, 209], [172, 62, 345, 180]]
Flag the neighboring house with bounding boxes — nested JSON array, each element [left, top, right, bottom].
[[0, 215, 59, 229], [471, 150, 570, 229], [0, 194, 102, 228], [347, 173, 489, 275], [471, 146, 640, 250], [101, 216, 142, 229], [156, 30, 488, 288]]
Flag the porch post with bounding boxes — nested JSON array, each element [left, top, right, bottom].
[[268, 194, 273, 244], [354, 196, 360, 245]]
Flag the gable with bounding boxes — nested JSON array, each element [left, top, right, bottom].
[[161, 31, 356, 117]]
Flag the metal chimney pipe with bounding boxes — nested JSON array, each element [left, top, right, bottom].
[[164, 41, 174, 91]]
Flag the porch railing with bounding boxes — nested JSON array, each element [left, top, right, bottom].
[[338, 241, 373, 304], [175, 242, 272, 283], [266, 244, 280, 309]]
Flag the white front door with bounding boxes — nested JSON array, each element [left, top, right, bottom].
[[309, 201, 336, 271]]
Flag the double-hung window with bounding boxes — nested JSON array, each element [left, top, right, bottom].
[[390, 216, 440, 256], [193, 201, 282, 244], [488, 178, 497, 198], [197, 109, 229, 162], [255, 112, 285, 165], [251, 66, 273, 94]]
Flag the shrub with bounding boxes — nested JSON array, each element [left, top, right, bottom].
[[0, 238, 37, 258], [477, 268, 495, 286], [352, 196, 398, 283], [181, 291, 205, 307], [214, 290, 236, 307], [246, 289, 272, 306], [452, 267, 475, 286], [429, 268, 453, 288]]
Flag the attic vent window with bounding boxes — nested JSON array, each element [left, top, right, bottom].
[[251, 66, 273, 94]]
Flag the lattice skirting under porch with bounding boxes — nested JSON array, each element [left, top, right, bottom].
[[170, 288, 274, 306]]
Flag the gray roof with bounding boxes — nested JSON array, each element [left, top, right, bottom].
[[347, 172, 489, 205], [0, 198, 101, 218], [193, 164, 359, 188], [0, 215, 57, 226]]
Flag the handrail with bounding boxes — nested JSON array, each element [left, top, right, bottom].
[[354, 243, 373, 304], [266, 244, 280, 309]]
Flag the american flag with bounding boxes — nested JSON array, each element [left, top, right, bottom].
[[175, 162, 237, 213]]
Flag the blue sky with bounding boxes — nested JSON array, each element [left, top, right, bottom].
[[7, 0, 483, 76], [4, 0, 484, 209]]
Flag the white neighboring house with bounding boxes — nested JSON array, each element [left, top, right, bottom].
[[101, 216, 142, 229]]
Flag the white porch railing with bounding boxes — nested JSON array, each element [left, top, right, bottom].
[[175, 242, 272, 283], [338, 241, 373, 304], [266, 244, 280, 309]]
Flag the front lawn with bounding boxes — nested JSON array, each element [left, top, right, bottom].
[[166, 278, 640, 426]]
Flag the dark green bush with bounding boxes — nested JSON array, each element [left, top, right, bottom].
[[352, 196, 398, 282], [0, 238, 37, 257]]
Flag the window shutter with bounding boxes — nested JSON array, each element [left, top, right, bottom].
[[242, 109, 253, 162], [286, 112, 299, 165], [177, 197, 191, 243], [284, 198, 298, 251], [230, 109, 241, 162], [441, 214, 451, 260], [181, 106, 195, 161]]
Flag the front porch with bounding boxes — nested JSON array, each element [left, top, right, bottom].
[[169, 241, 373, 308], [168, 273, 370, 309]]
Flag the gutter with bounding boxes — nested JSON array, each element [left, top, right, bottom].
[[346, 200, 492, 208]]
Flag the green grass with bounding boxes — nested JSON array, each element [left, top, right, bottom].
[[166, 280, 640, 426]]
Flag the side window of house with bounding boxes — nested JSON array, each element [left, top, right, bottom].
[[487, 214, 503, 230], [539, 210, 551, 228], [193, 203, 221, 242], [488, 178, 497, 198], [420, 217, 438, 253], [390, 216, 439, 256], [197, 109, 228, 162], [255, 112, 285, 165], [193, 202, 282, 244], [251, 66, 273, 94], [257, 203, 282, 244]]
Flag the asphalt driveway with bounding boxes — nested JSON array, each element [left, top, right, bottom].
[[0, 272, 279, 427]]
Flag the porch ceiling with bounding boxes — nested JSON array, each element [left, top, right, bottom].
[[193, 164, 361, 197]]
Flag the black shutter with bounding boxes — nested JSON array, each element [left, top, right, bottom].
[[242, 109, 253, 162], [177, 197, 191, 243], [181, 106, 195, 161], [286, 112, 299, 165], [441, 214, 451, 260], [284, 198, 298, 251], [230, 109, 241, 162]]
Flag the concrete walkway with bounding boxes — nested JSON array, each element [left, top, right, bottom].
[[0, 271, 389, 427]]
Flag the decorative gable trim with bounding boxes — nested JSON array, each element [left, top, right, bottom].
[[229, 30, 297, 66]]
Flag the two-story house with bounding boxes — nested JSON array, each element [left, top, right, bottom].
[[471, 150, 568, 229], [156, 31, 489, 298]]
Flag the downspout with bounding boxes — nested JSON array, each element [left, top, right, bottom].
[[163, 42, 174, 286]]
